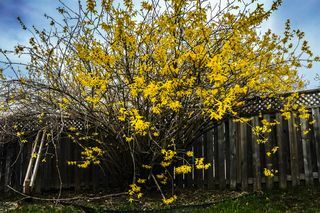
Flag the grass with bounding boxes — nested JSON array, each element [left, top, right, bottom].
[[2, 186, 320, 212]]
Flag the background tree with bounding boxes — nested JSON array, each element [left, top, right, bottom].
[[0, 0, 318, 203]]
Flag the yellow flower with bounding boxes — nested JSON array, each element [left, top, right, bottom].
[[186, 151, 193, 157], [137, 193, 143, 199], [271, 146, 279, 154], [69, 126, 77, 131], [137, 178, 146, 184], [175, 165, 192, 174], [163, 195, 177, 205], [16, 131, 25, 137], [125, 136, 134, 142], [161, 161, 170, 167], [156, 174, 165, 179], [264, 168, 275, 177], [142, 164, 152, 169], [195, 158, 211, 170], [32, 152, 37, 158]]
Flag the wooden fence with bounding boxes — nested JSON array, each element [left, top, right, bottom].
[[0, 135, 119, 195], [174, 108, 320, 190], [0, 89, 320, 194]]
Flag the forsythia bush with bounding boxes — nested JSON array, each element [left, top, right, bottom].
[[0, 0, 318, 204]]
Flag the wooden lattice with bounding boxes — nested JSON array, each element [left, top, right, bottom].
[[1, 89, 319, 132], [239, 88, 320, 115]]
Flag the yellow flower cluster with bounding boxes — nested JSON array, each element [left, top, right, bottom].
[[263, 168, 278, 177], [161, 149, 176, 167], [68, 147, 104, 168], [142, 164, 152, 169], [128, 183, 143, 202], [156, 173, 168, 185], [186, 151, 193, 157], [130, 115, 150, 136], [253, 119, 279, 143], [266, 146, 279, 157], [195, 158, 211, 170], [137, 178, 146, 184], [162, 195, 177, 205], [118, 108, 150, 136], [175, 165, 192, 174], [16, 131, 25, 137]]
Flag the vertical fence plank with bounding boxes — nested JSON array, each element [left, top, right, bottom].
[[288, 113, 300, 186], [264, 115, 274, 189], [204, 130, 214, 189], [218, 123, 226, 190], [174, 149, 184, 189], [0, 143, 6, 192], [214, 126, 219, 188], [240, 122, 248, 190], [4, 144, 13, 193], [276, 113, 287, 189], [229, 119, 237, 190], [225, 121, 230, 187], [252, 116, 261, 191], [185, 146, 194, 188], [301, 117, 313, 185], [194, 136, 203, 188], [312, 108, 320, 183], [236, 122, 242, 187]]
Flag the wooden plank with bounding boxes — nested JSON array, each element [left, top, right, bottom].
[[240, 122, 248, 190], [194, 136, 203, 188], [174, 150, 184, 189], [276, 113, 287, 189], [312, 108, 320, 183], [228, 119, 237, 190], [204, 130, 214, 189], [185, 146, 193, 188], [264, 114, 273, 189], [74, 145, 80, 192], [301, 117, 313, 185], [252, 116, 261, 191], [225, 121, 231, 186], [236, 122, 242, 187], [4, 144, 13, 193], [0, 143, 5, 192], [288, 113, 300, 186], [214, 126, 219, 187], [218, 123, 226, 189]]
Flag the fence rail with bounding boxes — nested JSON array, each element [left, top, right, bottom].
[[0, 89, 320, 194]]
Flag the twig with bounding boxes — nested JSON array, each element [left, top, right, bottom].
[[6, 185, 127, 202], [151, 174, 166, 200]]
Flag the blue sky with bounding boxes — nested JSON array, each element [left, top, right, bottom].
[[0, 0, 319, 88]]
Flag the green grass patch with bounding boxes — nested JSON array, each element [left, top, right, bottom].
[[3, 186, 320, 212]]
